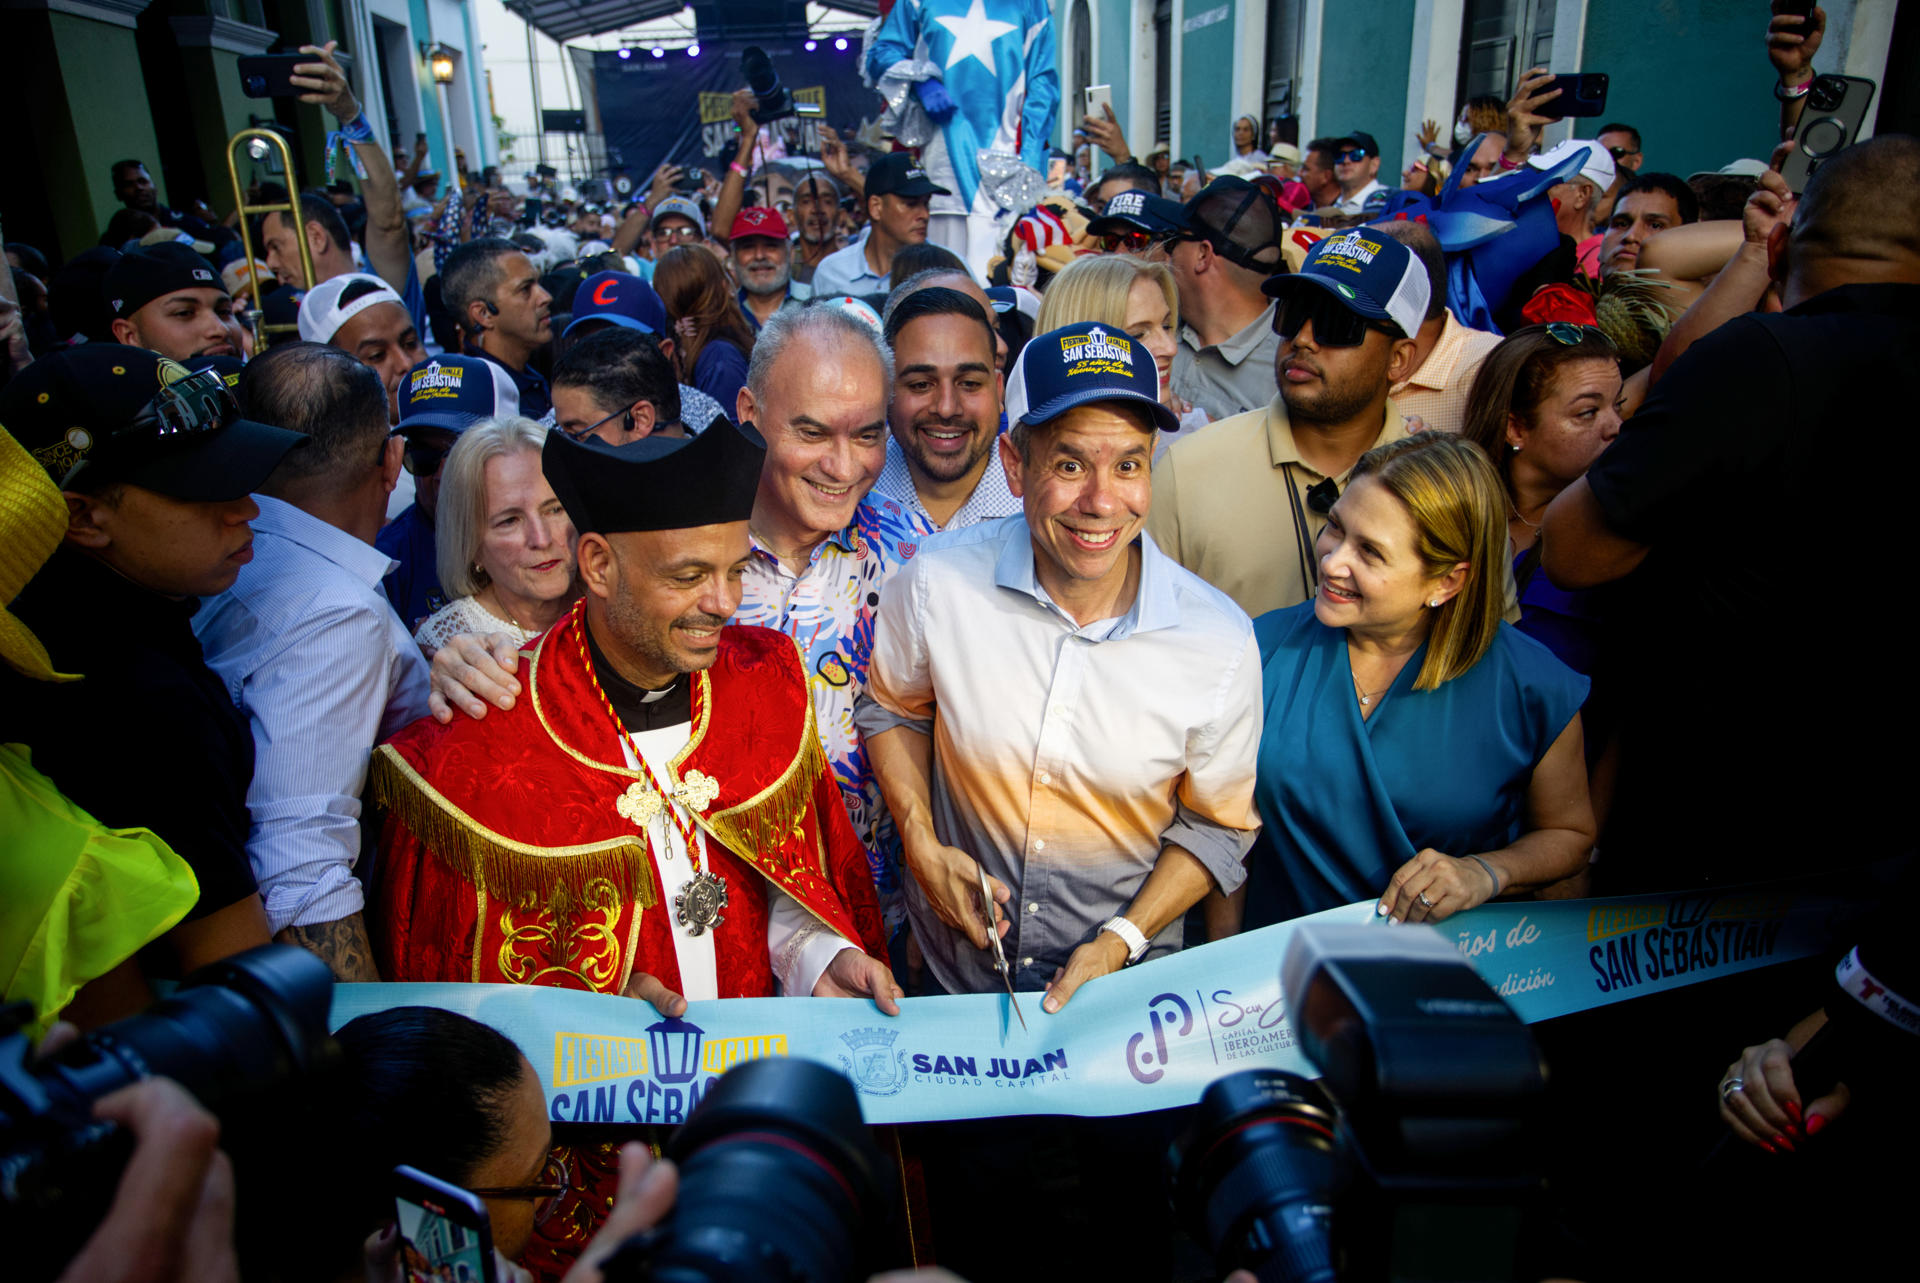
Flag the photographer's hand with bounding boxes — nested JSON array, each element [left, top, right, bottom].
[[292, 41, 361, 123], [58, 1079, 238, 1283], [561, 1144, 680, 1283], [1502, 67, 1559, 164]]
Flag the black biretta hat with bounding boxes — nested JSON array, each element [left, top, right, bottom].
[[543, 419, 766, 535]]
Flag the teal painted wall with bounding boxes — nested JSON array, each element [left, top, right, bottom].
[[1576, 0, 1783, 177], [1312, 0, 1414, 169], [407, 0, 454, 179], [1097, 0, 1134, 146], [1179, 2, 1239, 166]]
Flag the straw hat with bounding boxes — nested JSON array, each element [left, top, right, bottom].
[[0, 427, 79, 682]]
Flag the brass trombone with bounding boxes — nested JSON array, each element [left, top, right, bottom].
[[225, 126, 316, 351]]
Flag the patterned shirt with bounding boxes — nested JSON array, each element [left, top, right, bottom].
[[732, 493, 935, 932]]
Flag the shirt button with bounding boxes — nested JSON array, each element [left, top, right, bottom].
[[1033, 838, 1045, 851], [1038, 771, 1051, 785], [1027, 902, 1040, 914], [1021, 956, 1033, 967]]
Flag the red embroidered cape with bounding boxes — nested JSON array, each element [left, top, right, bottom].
[[369, 603, 887, 996]]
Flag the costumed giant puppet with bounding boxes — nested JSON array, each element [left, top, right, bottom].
[[867, 0, 1060, 281], [369, 421, 896, 1278]]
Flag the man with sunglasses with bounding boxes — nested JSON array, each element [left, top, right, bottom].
[[193, 343, 430, 982], [1330, 132, 1387, 215], [551, 327, 687, 446], [1148, 227, 1426, 619], [376, 355, 521, 631], [1084, 189, 1187, 257], [3, 347, 306, 982], [1164, 176, 1287, 422]]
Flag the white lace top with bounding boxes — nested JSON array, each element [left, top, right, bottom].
[[412, 594, 539, 654]]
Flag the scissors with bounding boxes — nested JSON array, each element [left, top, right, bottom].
[[976, 863, 1026, 1031]]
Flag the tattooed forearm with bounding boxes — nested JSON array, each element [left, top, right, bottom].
[[275, 912, 382, 982]]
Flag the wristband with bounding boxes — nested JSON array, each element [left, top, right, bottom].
[[1774, 77, 1813, 102], [1100, 916, 1150, 964], [337, 111, 375, 143], [1466, 853, 1505, 896], [730, 160, 750, 178], [1498, 153, 1523, 171], [322, 112, 372, 183]]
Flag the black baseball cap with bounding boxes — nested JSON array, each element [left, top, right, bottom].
[[1336, 131, 1381, 159], [102, 242, 227, 320], [864, 153, 952, 199], [1085, 190, 1190, 239], [1182, 177, 1285, 273], [0, 346, 304, 500]]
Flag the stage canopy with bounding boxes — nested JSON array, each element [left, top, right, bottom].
[[504, 0, 879, 46]]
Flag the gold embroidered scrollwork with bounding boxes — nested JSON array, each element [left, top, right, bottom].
[[496, 877, 626, 992]]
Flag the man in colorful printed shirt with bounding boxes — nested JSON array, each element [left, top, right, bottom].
[[732, 307, 934, 937]]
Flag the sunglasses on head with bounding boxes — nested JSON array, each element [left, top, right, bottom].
[[1336, 148, 1369, 164], [1272, 290, 1392, 348], [1544, 321, 1615, 350]]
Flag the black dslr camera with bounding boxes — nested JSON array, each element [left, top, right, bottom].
[[1173, 925, 1547, 1283], [740, 46, 822, 124], [0, 945, 337, 1277], [598, 1056, 892, 1283]]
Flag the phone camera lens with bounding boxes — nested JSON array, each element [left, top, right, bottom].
[[1810, 77, 1844, 112], [245, 76, 264, 93]]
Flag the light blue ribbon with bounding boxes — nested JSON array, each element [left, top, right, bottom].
[[332, 874, 1869, 1126], [324, 112, 374, 184]]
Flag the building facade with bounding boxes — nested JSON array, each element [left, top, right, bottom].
[[1055, 0, 1910, 183], [2, 0, 496, 262]]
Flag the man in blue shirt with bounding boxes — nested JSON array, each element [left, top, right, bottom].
[[811, 154, 948, 300], [196, 343, 432, 980]]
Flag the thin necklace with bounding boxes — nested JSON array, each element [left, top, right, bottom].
[[1509, 505, 1543, 531], [1352, 672, 1392, 708]]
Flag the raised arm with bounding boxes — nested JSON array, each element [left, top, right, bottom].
[[1768, 4, 1826, 140], [709, 90, 762, 244], [292, 42, 411, 292]]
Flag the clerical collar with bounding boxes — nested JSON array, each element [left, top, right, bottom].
[[584, 622, 693, 731]]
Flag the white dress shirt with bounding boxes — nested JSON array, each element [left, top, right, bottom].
[[194, 495, 432, 933], [855, 514, 1263, 995]]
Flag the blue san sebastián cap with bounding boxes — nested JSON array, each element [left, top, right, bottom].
[[1005, 322, 1180, 434], [565, 270, 667, 338], [396, 355, 520, 435]]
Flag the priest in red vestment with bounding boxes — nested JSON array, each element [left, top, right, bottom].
[[368, 420, 899, 1278]]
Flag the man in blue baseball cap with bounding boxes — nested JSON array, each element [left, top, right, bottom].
[[561, 270, 728, 433], [1083, 189, 1190, 255], [1149, 225, 1427, 620], [376, 355, 522, 629], [855, 319, 1261, 1278]]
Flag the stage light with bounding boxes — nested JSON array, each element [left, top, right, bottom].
[[617, 47, 631, 60], [805, 40, 817, 51], [834, 37, 848, 51], [687, 43, 700, 57], [651, 46, 664, 58]]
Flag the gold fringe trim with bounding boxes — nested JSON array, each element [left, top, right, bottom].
[[370, 746, 660, 916], [699, 726, 828, 862]]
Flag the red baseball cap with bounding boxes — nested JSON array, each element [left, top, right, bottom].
[[728, 206, 791, 242]]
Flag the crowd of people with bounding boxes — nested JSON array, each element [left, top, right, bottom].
[[1, 5, 1915, 1281]]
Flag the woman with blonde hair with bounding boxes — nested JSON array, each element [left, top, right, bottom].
[[1243, 431, 1594, 929], [651, 245, 757, 413], [414, 416, 577, 654], [1036, 254, 1192, 423]]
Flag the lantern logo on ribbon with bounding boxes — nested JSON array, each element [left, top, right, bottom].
[[647, 1015, 707, 1085]]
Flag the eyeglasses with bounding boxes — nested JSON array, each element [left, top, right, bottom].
[[655, 224, 702, 243], [561, 404, 634, 442], [1605, 146, 1634, 160], [1335, 149, 1369, 165], [1099, 230, 1153, 253], [1272, 291, 1391, 348], [470, 1154, 570, 1227]]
